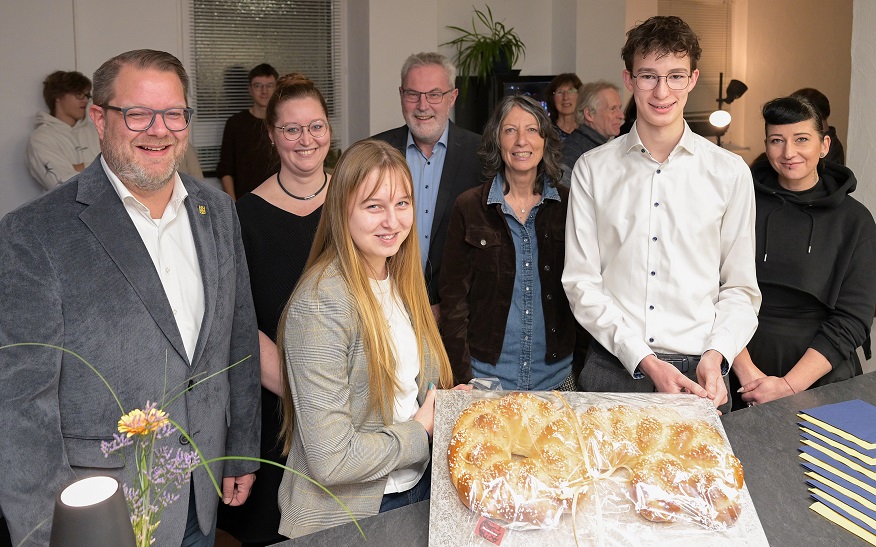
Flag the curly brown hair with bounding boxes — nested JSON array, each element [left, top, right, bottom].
[[42, 71, 91, 115], [621, 16, 701, 73]]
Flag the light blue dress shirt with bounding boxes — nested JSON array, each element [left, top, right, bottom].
[[405, 125, 449, 270]]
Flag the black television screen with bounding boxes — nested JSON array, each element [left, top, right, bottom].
[[497, 75, 555, 115]]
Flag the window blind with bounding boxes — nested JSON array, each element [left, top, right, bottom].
[[186, 0, 342, 173], [658, 0, 732, 115]]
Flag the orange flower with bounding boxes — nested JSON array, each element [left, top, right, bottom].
[[118, 405, 169, 437]]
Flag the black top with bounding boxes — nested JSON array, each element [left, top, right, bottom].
[[216, 110, 279, 197], [237, 193, 322, 339], [751, 160, 876, 367], [216, 193, 321, 543]]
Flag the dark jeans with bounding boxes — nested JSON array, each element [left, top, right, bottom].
[[181, 481, 217, 547], [379, 461, 432, 513], [579, 342, 732, 414]]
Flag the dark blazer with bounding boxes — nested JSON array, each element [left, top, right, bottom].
[[439, 181, 576, 384], [0, 157, 261, 546], [371, 122, 482, 303]]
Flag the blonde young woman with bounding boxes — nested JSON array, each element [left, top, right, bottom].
[[276, 139, 457, 539]]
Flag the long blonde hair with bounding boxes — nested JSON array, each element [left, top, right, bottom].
[[279, 139, 452, 454]]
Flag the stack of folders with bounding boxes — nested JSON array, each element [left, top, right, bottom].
[[798, 399, 876, 545]]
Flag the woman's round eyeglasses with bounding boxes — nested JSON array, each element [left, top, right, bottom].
[[274, 120, 329, 141]]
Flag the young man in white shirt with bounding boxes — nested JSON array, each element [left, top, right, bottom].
[[562, 16, 760, 413]]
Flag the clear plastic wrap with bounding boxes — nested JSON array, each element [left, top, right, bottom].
[[430, 391, 769, 546]]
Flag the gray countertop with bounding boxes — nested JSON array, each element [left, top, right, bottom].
[[272, 372, 876, 546]]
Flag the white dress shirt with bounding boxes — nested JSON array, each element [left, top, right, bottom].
[[562, 122, 761, 376], [102, 157, 205, 363]]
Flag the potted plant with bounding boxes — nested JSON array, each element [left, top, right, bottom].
[[442, 5, 526, 94]]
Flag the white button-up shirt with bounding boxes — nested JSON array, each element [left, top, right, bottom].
[[102, 157, 205, 363], [562, 123, 761, 375]]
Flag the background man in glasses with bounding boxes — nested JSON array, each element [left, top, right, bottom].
[[217, 63, 279, 200], [371, 52, 482, 319], [563, 16, 760, 413], [560, 80, 626, 185], [0, 49, 261, 547], [25, 70, 101, 191]]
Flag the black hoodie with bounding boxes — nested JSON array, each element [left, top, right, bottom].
[[751, 160, 876, 367]]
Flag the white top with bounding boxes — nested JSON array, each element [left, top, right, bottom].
[[562, 122, 761, 375], [26, 112, 101, 190], [102, 157, 205, 363], [370, 276, 427, 494]]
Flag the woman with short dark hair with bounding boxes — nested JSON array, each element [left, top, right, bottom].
[[732, 95, 876, 407]]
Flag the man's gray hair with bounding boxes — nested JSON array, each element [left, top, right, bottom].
[[400, 52, 457, 90], [575, 80, 620, 125]]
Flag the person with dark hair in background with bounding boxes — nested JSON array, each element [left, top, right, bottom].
[[618, 96, 637, 135], [563, 16, 760, 414], [1, 49, 261, 547], [440, 94, 577, 391], [547, 73, 583, 139], [26, 70, 101, 190], [371, 52, 482, 318], [731, 95, 875, 408], [792, 88, 845, 165], [218, 63, 280, 200]]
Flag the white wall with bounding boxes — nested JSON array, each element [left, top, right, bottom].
[[848, 0, 876, 373], [733, 0, 852, 163], [0, 2, 76, 217], [0, 0, 187, 218]]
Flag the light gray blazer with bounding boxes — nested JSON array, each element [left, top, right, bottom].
[[0, 157, 261, 546], [278, 263, 437, 539]]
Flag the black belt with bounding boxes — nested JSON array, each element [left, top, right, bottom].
[[591, 341, 699, 374]]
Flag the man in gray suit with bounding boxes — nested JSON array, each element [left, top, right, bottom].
[[0, 50, 261, 546], [371, 52, 482, 317]]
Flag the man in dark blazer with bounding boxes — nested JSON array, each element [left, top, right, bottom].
[[0, 50, 260, 547], [371, 52, 482, 316]]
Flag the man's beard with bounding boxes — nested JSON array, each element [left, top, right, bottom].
[[102, 128, 186, 194]]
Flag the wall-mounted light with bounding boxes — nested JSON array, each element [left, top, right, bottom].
[[49, 476, 136, 547], [711, 72, 748, 146]]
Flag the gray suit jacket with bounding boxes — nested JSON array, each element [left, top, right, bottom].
[[0, 157, 261, 546], [370, 122, 483, 303], [278, 263, 438, 539]]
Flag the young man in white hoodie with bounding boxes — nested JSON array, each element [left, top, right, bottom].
[[25, 70, 102, 190]]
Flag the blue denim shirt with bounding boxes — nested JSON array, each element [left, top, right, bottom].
[[470, 175, 573, 390]]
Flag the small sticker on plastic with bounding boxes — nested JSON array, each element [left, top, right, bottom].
[[474, 515, 506, 545]]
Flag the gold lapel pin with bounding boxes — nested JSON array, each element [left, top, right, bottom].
[[198, 205, 207, 215]]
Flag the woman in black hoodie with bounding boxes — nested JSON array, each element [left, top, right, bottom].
[[732, 96, 876, 408]]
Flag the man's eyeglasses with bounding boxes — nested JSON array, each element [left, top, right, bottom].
[[401, 89, 453, 104], [553, 88, 578, 96], [103, 105, 194, 132], [274, 120, 328, 141], [75, 92, 93, 101], [631, 72, 692, 91]]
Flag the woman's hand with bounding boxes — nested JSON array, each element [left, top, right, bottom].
[[731, 348, 766, 388], [738, 375, 794, 405], [413, 385, 437, 438], [452, 383, 473, 391]]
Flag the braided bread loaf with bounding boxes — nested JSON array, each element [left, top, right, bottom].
[[447, 393, 744, 529]]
